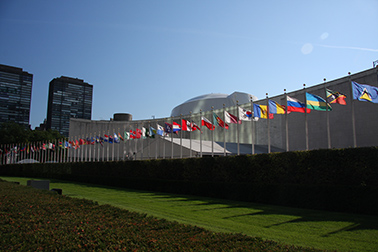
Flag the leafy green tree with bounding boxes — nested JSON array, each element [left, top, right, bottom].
[[0, 122, 65, 144]]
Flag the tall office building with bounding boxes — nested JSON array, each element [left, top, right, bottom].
[[0, 64, 33, 127], [46, 76, 93, 137]]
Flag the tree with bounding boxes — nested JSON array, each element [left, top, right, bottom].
[[0, 122, 65, 144]]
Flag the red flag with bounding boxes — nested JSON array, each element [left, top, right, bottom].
[[201, 116, 215, 130]]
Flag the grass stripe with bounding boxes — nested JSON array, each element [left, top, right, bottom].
[[2, 176, 378, 251]]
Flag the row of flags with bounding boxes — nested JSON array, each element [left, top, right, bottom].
[[0, 143, 56, 155], [1, 81, 377, 155]]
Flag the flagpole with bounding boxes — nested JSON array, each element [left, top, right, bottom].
[[284, 89, 289, 152], [141, 126, 144, 160], [236, 101, 240, 155], [211, 107, 214, 157], [324, 78, 331, 149], [251, 97, 255, 155], [266, 94, 271, 153], [180, 114, 183, 159], [223, 104, 226, 156], [200, 110, 203, 157], [349, 72, 357, 147], [171, 117, 174, 159], [304, 84, 309, 151], [189, 112, 192, 158]]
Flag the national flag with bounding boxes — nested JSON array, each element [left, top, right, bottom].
[[172, 122, 181, 133], [239, 107, 252, 121], [257, 105, 274, 119], [124, 131, 130, 140], [224, 111, 240, 124], [164, 123, 173, 134], [141, 127, 147, 138], [213, 113, 229, 129], [108, 134, 114, 143], [306, 92, 332, 111], [201, 116, 215, 130], [352, 81, 378, 103], [65, 141, 70, 148], [79, 139, 85, 145], [129, 130, 137, 139], [326, 88, 347, 105], [191, 121, 201, 131], [103, 135, 109, 142], [114, 133, 120, 143], [268, 100, 286, 114], [181, 119, 192, 131], [149, 127, 156, 138], [157, 124, 165, 136], [118, 133, 124, 141], [287, 96, 311, 113]]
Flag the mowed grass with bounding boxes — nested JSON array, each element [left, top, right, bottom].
[[2, 176, 378, 252]]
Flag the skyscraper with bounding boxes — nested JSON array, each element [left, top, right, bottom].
[[0, 64, 33, 127], [46, 76, 93, 137]]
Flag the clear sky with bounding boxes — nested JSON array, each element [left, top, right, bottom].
[[1, 0, 377, 129]]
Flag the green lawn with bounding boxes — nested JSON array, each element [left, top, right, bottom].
[[2, 176, 378, 252]]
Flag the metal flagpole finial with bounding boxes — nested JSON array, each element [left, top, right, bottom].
[[348, 72, 351, 76], [323, 78, 326, 82], [303, 84, 306, 89]]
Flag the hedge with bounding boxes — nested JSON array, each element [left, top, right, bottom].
[[1, 147, 378, 215]]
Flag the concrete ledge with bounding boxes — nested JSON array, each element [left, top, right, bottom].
[[27, 180, 50, 190]]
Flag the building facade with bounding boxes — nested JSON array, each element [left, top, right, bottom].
[[46, 76, 93, 137], [0, 64, 33, 127], [69, 67, 378, 161]]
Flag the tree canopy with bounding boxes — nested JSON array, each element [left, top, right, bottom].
[[0, 122, 65, 144]]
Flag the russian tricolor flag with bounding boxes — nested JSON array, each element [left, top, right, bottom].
[[287, 96, 311, 113]]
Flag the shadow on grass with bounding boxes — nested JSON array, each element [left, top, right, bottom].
[[3, 176, 378, 237]]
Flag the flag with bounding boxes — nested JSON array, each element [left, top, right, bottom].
[[114, 133, 120, 143], [239, 107, 252, 121], [108, 134, 114, 143], [136, 128, 141, 139], [79, 139, 85, 145], [172, 122, 181, 133], [256, 105, 274, 119], [129, 130, 136, 139], [201, 116, 215, 130], [213, 113, 229, 129], [118, 133, 124, 141], [141, 127, 147, 138], [65, 141, 70, 148], [224, 111, 240, 124], [268, 100, 286, 114], [306, 92, 332, 111], [181, 119, 192, 131], [352, 81, 378, 103], [191, 121, 201, 131], [287, 96, 311, 113], [103, 135, 109, 142], [326, 88, 347, 105], [164, 123, 173, 134], [149, 127, 156, 138], [157, 124, 165, 136], [182, 119, 201, 131], [124, 131, 130, 140]]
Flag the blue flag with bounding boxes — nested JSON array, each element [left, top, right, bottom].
[[352, 81, 378, 103]]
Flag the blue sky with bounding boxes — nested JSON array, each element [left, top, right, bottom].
[[1, 0, 377, 129]]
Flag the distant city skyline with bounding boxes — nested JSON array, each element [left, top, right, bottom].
[[1, 1, 377, 129]]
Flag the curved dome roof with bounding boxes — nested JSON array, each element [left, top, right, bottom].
[[171, 91, 258, 117]]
